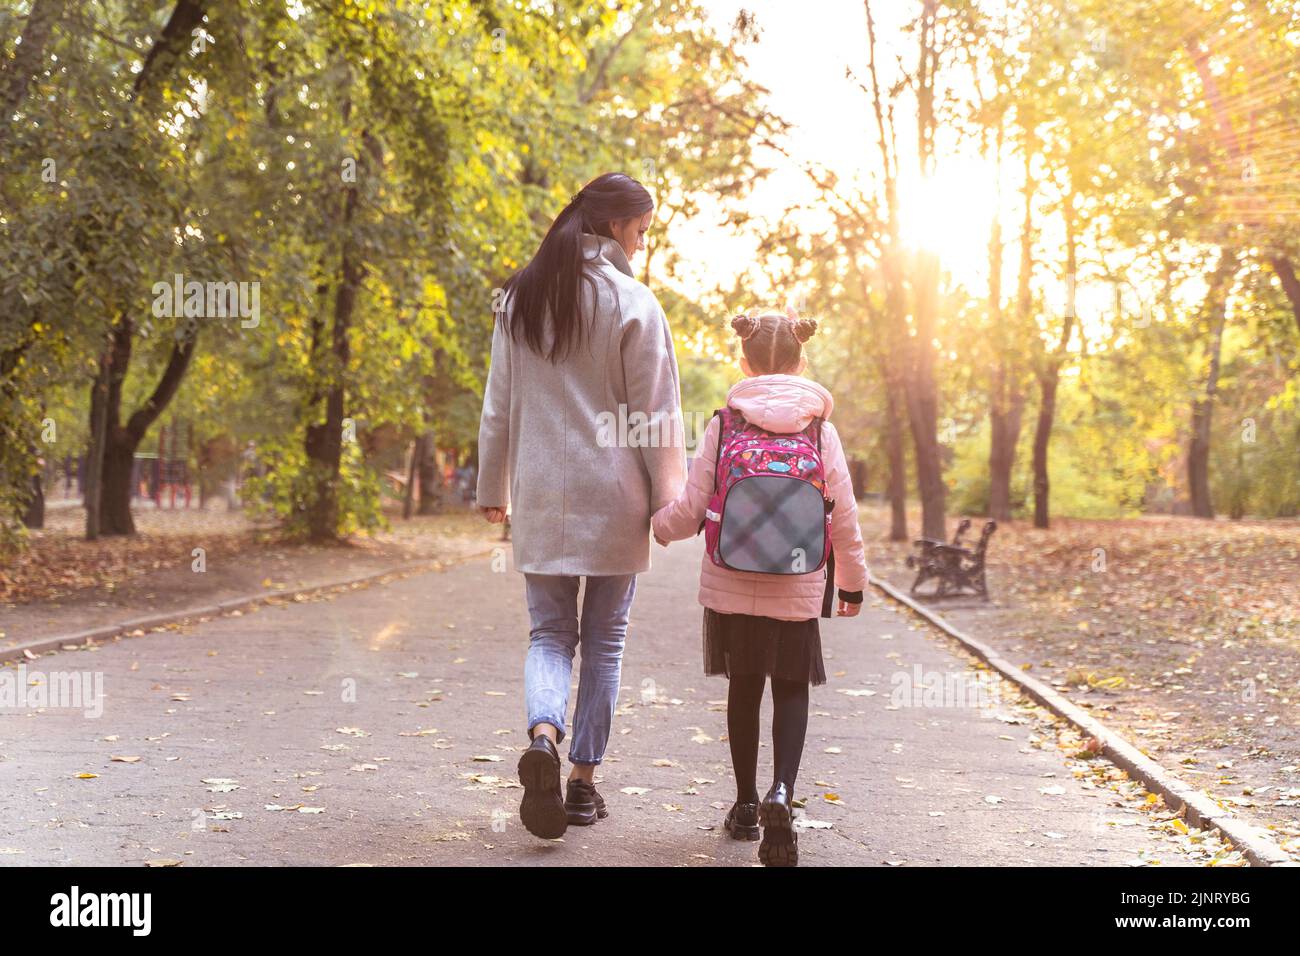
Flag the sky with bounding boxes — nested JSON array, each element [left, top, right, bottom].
[[666, 0, 1001, 308]]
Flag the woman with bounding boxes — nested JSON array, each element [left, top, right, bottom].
[[476, 172, 686, 840]]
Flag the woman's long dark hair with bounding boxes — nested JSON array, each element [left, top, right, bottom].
[[501, 172, 653, 362]]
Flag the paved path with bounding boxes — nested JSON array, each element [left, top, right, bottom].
[[0, 537, 1214, 866]]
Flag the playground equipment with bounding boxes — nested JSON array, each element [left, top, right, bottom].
[[131, 418, 193, 508]]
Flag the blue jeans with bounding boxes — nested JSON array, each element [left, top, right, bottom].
[[524, 573, 637, 766]]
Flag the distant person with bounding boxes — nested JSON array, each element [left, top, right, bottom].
[[456, 463, 476, 504], [652, 310, 868, 867], [476, 172, 685, 839]]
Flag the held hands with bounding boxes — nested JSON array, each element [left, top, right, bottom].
[[480, 506, 507, 524], [651, 509, 669, 546]]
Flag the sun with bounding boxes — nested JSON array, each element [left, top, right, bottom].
[[896, 155, 1002, 290]]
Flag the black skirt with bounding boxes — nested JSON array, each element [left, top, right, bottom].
[[702, 609, 826, 686]]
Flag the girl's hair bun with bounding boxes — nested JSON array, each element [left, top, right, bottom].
[[730, 313, 760, 340], [792, 317, 818, 343]]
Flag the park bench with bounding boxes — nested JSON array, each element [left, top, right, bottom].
[[905, 518, 997, 599]]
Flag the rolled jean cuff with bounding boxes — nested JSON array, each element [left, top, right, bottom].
[[528, 716, 566, 745], [568, 754, 602, 767]]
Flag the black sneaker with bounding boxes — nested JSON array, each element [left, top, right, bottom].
[[517, 735, 566, 839], [758, 782, 798, 867], [723, 801, 760, 841], [565, 778, 608, 826]]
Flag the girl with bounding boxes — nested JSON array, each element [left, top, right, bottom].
[[651, 310, 868, 867], [477, 172, 686, 840]]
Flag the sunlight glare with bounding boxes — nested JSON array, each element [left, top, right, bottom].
[[897, 158, 1000, 290]]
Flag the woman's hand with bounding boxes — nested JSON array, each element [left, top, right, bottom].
[[480, 506, 507, 524], [653, 533, 668, 547], [836, 599, 862, 617]]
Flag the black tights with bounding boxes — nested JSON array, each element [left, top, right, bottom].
[[727, 673, 809, 804]]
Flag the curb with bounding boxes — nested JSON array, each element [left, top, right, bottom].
[[0, 556, 481, 666], [870, 574, 1294, 868]]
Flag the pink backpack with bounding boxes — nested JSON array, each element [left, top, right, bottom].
[[701, 407, 834, 576]]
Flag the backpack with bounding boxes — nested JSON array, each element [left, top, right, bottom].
[[701, 407, 835, 576]]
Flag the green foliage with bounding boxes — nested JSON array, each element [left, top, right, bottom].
[[4, 0, 1295, 547], [1, 0, 775, 547], [242, 437, 387, 539]]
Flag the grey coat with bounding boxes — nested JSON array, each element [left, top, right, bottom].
[[476, 234, 686, 576]]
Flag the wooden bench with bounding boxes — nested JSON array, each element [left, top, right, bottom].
[[905, 518, 997, 599]]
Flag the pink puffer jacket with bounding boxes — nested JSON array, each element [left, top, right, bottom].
[[651, 374, 869, 621]]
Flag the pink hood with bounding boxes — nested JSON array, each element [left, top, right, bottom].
[[726, 374, 834, 434]]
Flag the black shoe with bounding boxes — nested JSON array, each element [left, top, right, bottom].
[[758, 782, 798, 867], [723, 801, 760, 841], [517, 736, 567, 839], [564, 779, 608, 826]]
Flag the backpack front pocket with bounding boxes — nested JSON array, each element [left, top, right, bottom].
[[716, 474, 828, 575]]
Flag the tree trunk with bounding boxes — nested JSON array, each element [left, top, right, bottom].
[[1229, 439, 1246, 520], [905, 250, 947, 541], [402, 440, 418, 520], [303, 327, 350, 542], [987, 383, 1024, 523], [75, 0, 211, 539], [1269, 255, 1300, 337], [905, 4, 946, 543], [864, 0, 944, 541], [95, 319, 134, 535], [21, 468, 44, 529], [1031, 183, 1079, 529], [1188, 251, 1236, 519], [131, 0, 210, 106], [988, 141, 1035, 524], [884, 374, 907, 542], [89, 319, 199, 536], [415, 431, 441, 515], [83, 323, 127, 540], [99, 437, 138, 535], [84, 360, 108, 540], [304, 133, 364, 541], [1031, 367, 1058, 529], [1188, 400, 1215, 518]]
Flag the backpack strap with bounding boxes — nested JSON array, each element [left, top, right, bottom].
[[710, 407, 738, 495], [696, 408, 727, 536], [821, 547, 836, 618], [812, 416, 835, 617]]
